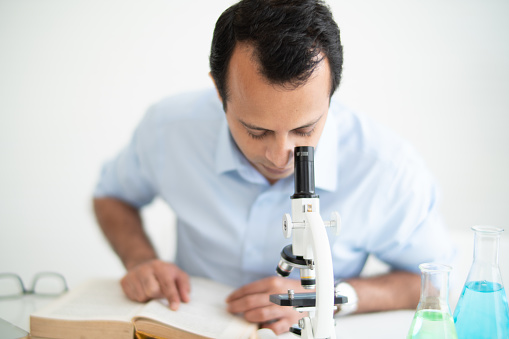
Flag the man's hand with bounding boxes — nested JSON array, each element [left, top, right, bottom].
[[93, 198, 191, 311], [120, 259, 190, 311], [226, 276, 308, 335]]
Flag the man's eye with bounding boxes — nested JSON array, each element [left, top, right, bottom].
[[247, 130, 267, 140], [294, 127, 315, 137]]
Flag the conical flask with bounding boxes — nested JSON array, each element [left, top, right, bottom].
[[407, 263, 458, 339], [453, 226, 509, 338]]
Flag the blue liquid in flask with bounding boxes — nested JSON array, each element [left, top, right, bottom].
[[453, 281, 509, 339]]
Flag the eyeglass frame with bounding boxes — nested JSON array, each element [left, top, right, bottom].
[[0, 272, 69, 299]]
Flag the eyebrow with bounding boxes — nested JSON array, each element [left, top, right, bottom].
[[239, 114, 324, 132]]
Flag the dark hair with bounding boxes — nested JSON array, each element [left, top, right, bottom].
[[209, 0, 343, 110]]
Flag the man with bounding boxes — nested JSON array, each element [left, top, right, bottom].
[[93, 0, 455, 335]]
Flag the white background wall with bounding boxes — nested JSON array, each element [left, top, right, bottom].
[[1, 0, 508, 295]]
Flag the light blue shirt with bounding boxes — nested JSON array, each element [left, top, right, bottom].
[[94, 88, 455, 288]]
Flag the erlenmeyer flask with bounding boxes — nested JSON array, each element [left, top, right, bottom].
[[407, 263, 458, 339], [453, 226, 509, 338]]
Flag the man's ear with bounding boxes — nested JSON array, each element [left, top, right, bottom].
[[208, 72, 223, 105]]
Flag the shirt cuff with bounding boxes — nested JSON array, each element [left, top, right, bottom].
[[334, 280, 358, 316]]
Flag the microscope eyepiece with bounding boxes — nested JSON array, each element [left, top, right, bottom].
[[291, 146, 318, 199]]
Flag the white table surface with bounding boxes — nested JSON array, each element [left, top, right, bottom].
[[0, 294, 415, 338], [273, 310, 415, 339]]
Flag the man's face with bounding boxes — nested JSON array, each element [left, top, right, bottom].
[[219, 43, 331, 184]]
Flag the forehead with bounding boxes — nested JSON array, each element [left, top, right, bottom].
[[226, 43, 331, 130]]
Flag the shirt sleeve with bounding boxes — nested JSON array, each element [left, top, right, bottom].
[[365, 154, 457, 274], [93, 107, 158, 209]]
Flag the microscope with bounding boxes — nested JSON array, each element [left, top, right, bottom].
[[270, 146, 347, 339]]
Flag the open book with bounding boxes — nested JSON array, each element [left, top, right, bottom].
[[30, 277, 258, 339]]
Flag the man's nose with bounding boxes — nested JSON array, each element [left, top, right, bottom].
[[266, 136, 294, 168]]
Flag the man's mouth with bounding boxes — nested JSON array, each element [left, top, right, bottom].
[[261, 164, 293, 176]]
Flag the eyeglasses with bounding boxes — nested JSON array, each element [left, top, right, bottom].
[[0, 272, 68, 299]]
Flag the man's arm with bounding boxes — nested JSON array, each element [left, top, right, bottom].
[[346, 270, 420, 313], [93, 197, 156, 269], [93, 197, 190, 310], [226, 271, 420, 335]]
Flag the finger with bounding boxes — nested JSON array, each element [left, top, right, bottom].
[[140, 273, 163, 299], [121, 274, 147, 302], [153, 265, 186, 311], [175, 272, 191, 303], [160, 279, 181, 310], [226, 277, 273, 302], [263, 318, 296, 336], [120, 276, 135, 300], [227, 292, 273, 313], [243, 304, 285, 323], [133, 265, 164, 301]]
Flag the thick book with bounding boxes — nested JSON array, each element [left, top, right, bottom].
[[30, 277, 258, 339]]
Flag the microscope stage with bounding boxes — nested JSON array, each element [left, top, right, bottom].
[[270, 292, 348, 307]]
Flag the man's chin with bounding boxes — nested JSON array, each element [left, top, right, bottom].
[[260, 166, 294, 183]]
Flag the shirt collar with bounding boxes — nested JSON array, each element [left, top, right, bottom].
[[215, 110, 339, 191], [215, 119, 240, 174]]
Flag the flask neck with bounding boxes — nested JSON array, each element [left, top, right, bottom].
[[466, 226, 504, 285], [417, 263, 452, 312], [472, 230, 500, 266]]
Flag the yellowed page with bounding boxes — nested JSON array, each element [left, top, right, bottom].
[[31, 279, 142, 321], [134, 277, 257, 339], [30, 279, 142, 339]]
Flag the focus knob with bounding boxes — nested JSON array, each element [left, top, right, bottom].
[[282, 213, 293, 238]]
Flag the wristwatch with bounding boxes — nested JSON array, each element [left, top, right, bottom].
[[334, 279, 358, 316]]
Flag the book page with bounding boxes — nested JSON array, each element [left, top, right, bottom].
[[31, 279, 143, 322], [134, 277, 256, 338]]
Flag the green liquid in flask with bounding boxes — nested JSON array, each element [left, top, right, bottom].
[[407, 310, 458, 339]]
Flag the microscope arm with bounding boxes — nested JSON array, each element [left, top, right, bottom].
[[304, 212, 336, 339]]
